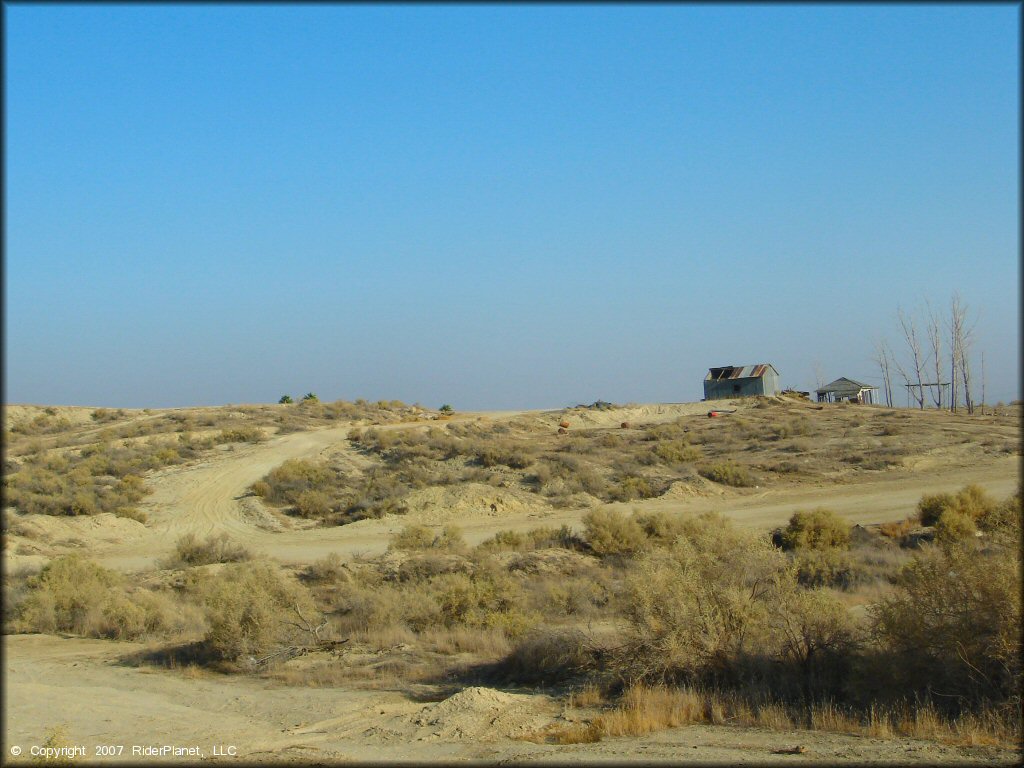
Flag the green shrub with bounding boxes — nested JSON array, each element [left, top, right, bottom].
[[477, 529, 526, 552], [619, 513, 793, 683], [390, 524, 434, 551], [301, 392, 319, 402], [439, 404, 454, 414], [780, 509, 851, 550], [634, 511, 691, 545], [256, 458, 336, 506], [216, 426, 266, 444], [192, 560, 318, 661], [14, 555, 194, 640], [916, 492, 957, 527], [608, 475, 657, 502], [651, 441, 702, 464], [294, 489, 332, 518], [582, 508, 647, 557], [475, 442, 534, 469], [698, 462, 755, 487], [934, 509, 977, 546], [792, 548, 860, 588], [278, 395, 293, 404], [870, 541, 1021, 704], [917, 485, 998, 527]]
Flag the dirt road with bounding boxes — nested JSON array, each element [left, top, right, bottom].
[[59, 409, 1018, 572], [5, 633, 1017, 765], [4, 405, 1021, 765]]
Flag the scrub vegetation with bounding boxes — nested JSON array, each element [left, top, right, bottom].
[[5, 486, 1020, 745]]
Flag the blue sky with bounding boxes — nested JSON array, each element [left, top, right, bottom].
[[5, 4, 1019, 409]]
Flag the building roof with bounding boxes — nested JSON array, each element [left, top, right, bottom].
[[816, 377, 878, 394], [705, 363, 778, 381]]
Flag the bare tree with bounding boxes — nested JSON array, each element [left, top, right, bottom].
[[872, 339, 895, 407], [812, 360, 825, 393], [283, 602, 329, 647], [948, 293, 976, 414], [980, 349, 986, 415], [925, 300, 944, 409], [895, 307, 926, 409]]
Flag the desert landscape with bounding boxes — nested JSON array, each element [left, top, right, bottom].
[[2, 395, 1020, 764]]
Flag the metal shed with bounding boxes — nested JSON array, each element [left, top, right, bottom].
[[703, 363, 780, 400], [815, 377, 879, 404]]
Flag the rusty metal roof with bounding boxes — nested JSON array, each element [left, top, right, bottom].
[[705, 364, 778, 381]]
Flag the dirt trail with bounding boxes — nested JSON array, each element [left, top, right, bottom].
[[4, 404, 1021, 764], [5, 402, 1018, 573], [5, 634, 1016, 765], [57, 410, 1020, 572]]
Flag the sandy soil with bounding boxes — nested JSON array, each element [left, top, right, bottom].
[[3, 401, 1021, 764], [6, 402, 1018, 574], [4, 634, 1018, 765]]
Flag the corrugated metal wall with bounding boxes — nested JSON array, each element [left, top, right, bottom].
[[704, 373, 780, 400]]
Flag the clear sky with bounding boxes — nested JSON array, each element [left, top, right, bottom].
[[5, 4, 1019, 409]]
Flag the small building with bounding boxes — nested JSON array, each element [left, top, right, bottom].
[[703, 363, 781, 400], [816, 377, 879, 404]]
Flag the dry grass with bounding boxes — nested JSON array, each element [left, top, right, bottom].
[[568, 682, 606, 708], [556, 684, 1020, 747], [595, 685, 708, 735], [418, 626, 512, 657], [520, 721, 604, 744], [878, 517, 916, 541]]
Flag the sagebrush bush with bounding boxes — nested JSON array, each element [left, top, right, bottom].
[[191, 560, 319, 661], [870, 539, 1021, 706], [294, 489, 332, 518], [615, 512, 854, 690], [698, 462, 755, 487], [501, 628, 596, 683], [650, 441, 702, 464], [933, 509, 977, 546], [608, 475, 657, 502], [388, 524, 465, 552], [216, 426, 266, 444], [633, 511, 690, 545], [791, 547, 860, 589], [169, 532, 253, 567], [304, 552, 348, 583], [582, 508, 647, 558], [13, 555, 198, 640], [916, 492, 957, 527], [917, 484, 998, 527], [781, 508, 852, 550]]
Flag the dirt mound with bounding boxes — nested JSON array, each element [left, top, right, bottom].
[[660, 477, 725, 499], [409, 686, 555, 741], [3, 404, 105, 429], [555, 402, 722, 430], [500, 548, 594, 576], [7, 512, 148, 549], [403, 484, 545, 524], [372, 549, 475, 581], [236, 497, 287, 532]]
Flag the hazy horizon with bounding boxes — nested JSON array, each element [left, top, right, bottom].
[[5, 5, 1020, 411]]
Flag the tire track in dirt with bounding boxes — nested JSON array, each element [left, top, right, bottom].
[[75, 404, 1019, 572]]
